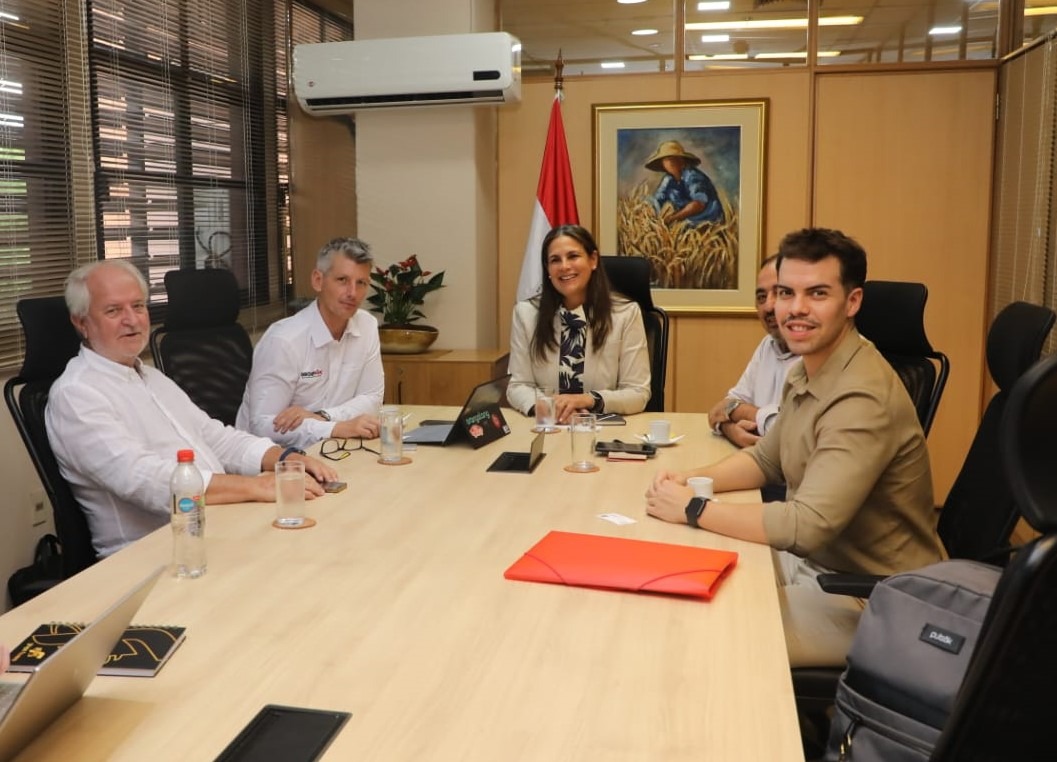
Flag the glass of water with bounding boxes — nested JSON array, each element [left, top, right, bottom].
[[567, 412, 599, 473], [379, 405, 405, 464], [274, 460, 307, 528], [534, 388, 557, 433]]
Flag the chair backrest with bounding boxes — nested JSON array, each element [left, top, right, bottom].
[[938, 300, 1056, 562], [5, 297, 98, 578], [149, 269, 254, 426], [929, 351, 1057, 761], [600, 256, 669, 412], [855, 280, 950, 436]]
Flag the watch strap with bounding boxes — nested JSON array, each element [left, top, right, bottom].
[[314, 409, 332, 421], [590, 391, 604, 413], [685, 497, 709, 528], [279, 446, 306, 462]]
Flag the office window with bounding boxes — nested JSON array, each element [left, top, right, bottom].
[[87, 0, 279, 321], [274, 0, 353, 291], [990, 33, 1057, 354], [0, 2, 94, 369]]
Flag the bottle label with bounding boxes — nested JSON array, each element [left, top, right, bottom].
[[176, 495, 201, 514]]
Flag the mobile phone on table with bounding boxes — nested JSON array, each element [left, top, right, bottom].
[[323, 481, 347, 493]]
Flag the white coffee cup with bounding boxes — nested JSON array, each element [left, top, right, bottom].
[[274, 460, 306, 528], [649, 419, 671, 443], [687, 476, 714, 499]]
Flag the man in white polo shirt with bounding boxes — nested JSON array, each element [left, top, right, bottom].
[[237, 237, 385, 449]]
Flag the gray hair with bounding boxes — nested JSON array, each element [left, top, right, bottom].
[[65, 260, 149, 318], [316, 237, 373, 274]]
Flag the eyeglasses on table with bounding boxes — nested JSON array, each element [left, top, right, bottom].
[[320, 438, 380, 460]]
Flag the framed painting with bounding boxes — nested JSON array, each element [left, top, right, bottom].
[[593, 99, 767, 314]]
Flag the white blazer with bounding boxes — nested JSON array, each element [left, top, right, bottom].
[[506, 296, 652, 416]]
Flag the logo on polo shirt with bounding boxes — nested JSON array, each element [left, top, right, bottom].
[[300, 369, 324, 379]]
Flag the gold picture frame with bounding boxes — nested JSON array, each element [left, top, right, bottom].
[[593, 99, 768, 314]]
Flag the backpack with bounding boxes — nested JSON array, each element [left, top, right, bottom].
[[825, 560, 1001, 761], [7, 533, 63, 607]]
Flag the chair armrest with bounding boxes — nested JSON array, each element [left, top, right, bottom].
[[817, 573, 887, 597]]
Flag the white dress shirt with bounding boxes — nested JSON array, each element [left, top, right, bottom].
[[45, 346, 274, 558], [727, 335, 799, 435], [236, 301, 384, 448]]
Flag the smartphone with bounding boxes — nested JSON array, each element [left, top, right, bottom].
[[322, 481, 347, 493]]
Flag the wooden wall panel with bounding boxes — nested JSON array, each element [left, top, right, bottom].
[[813, 69, 997, 499]]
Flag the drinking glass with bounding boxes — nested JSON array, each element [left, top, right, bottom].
[[568, 413, 599, 473], [534, 388, 557, 432], [379, 405, 405, 463], [274, 460, 307, 528]]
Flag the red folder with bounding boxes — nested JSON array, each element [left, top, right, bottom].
[[503, 530, 738, 601]]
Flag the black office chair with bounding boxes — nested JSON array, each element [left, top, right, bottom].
[[796, 299, 1056, 759], [600, 255, 669, 412], [149, 268, 254, 426], [855, 281, 950, 436], [926, 350, 1057, 761], [4, 297, 98, 581]]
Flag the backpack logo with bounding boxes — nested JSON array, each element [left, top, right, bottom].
[[919, 623, 966, 654]]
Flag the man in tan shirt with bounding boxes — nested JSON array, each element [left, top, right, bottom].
[[646, 227, 943, 667]]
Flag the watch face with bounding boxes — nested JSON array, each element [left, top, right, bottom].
[[725, 400, 740, 416]]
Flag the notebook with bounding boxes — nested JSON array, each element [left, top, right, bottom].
[[403, 374, 512, 448], [486, 430, 546, 473], [0, 565, 164, 761]]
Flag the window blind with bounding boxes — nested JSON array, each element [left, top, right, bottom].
[[0, 1, 95, 369], [990, 33, 1057, 356], [86, 0, 280, 330]]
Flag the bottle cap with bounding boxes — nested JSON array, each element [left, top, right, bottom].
[[176, 449, 195, 463]]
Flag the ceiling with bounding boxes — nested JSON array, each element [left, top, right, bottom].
[[499, 0, 1055, 76]]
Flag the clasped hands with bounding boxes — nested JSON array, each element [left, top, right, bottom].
[[551, 393, 595, 425], [644, 469, 696, 525], [273, 406, 380, 439]]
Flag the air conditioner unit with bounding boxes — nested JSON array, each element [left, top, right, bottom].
[[293, 32, 521, 114]]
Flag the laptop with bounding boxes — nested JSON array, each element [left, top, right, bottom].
[[487, 430, 546, 473], [403, 374, 512, 448], [0, 565, 164, 761]]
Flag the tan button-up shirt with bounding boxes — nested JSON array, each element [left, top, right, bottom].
[[748, 328, 944, 575]]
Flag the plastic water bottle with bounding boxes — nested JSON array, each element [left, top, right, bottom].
[[171, 449, 206, 578]]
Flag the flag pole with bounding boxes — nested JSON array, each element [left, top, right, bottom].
[[516, 50, 580, 301]]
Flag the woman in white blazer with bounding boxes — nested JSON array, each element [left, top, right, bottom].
[[507, 225, 651, 423]]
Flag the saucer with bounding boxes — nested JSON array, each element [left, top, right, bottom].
[[635, 433, 685, 447]]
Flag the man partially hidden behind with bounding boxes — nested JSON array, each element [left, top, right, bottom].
[[646, 227, 944, 668], [708, 254, 798, 448], [237, 237, 385, 449], [46, 260, 335, 559]]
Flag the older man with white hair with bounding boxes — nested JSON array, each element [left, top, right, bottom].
[[45, 260, 336, 558]]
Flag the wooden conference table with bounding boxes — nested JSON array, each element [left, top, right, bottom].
[[0, 409, 803, 761]]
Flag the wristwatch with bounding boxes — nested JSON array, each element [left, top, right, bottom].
[[279, 446, 306, 462], [723, 398, 742, 419], [314, 409, 332, 421], [589, 391, 605, 414], [685, 497, 709, 528]]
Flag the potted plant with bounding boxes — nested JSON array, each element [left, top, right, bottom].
[[367, 255, 446, 354]]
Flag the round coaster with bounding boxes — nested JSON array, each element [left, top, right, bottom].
[[377, 456, 413, 466], [564, 464, 600, 473], [272, 517, 317, 530]]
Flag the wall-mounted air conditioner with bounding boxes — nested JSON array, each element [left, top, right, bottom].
[[293, 32, 521, 114]]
